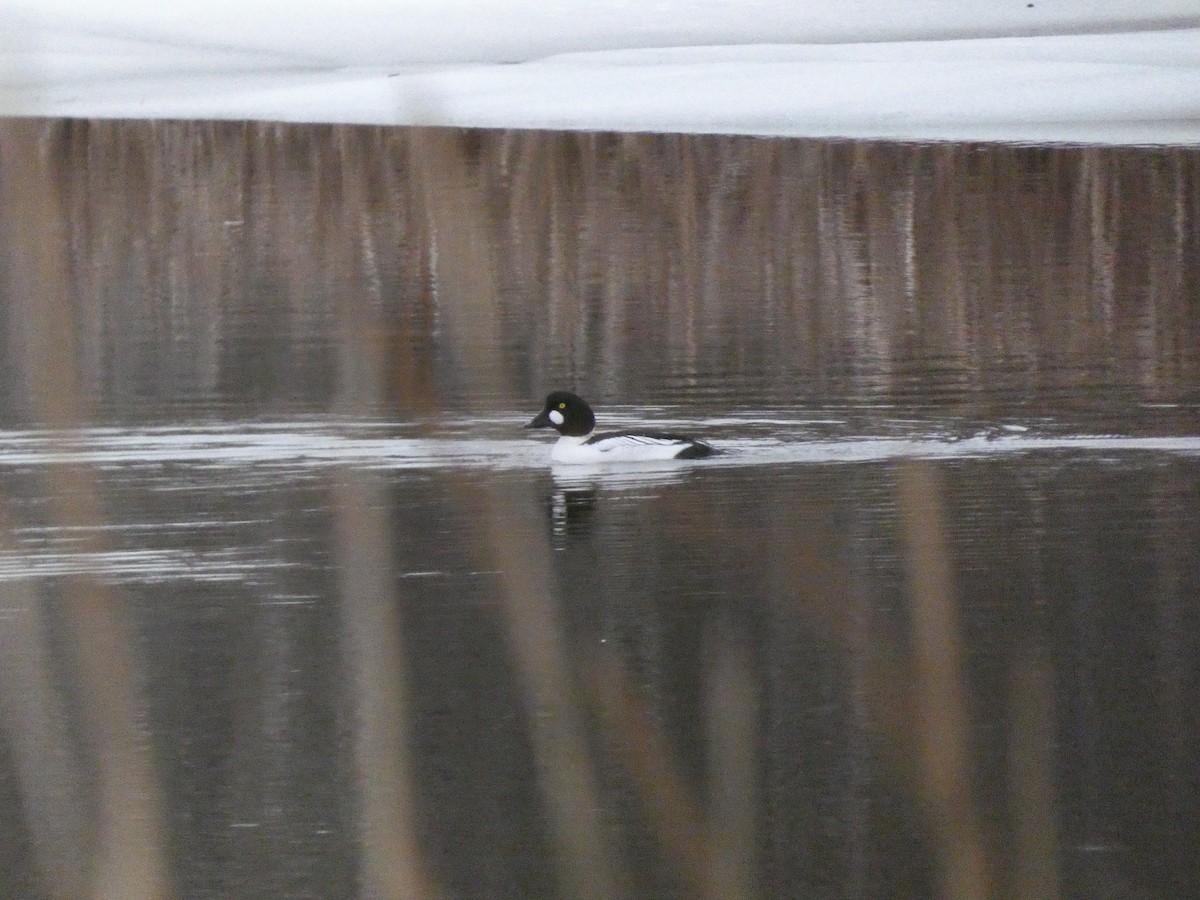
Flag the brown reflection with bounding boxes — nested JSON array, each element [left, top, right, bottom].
[[2, 120, 1192, 416], [1008, 646, 1060, 900], [897, 461, 994, 900], [586, 648, 713, 897], [0, 502, 88, 898], [485, 490, 629, 900], [705, 628, 757, 900], [409, 128, 627, 900], [578, 629, 758, 900], [333, 469, 434, 900], [0, 122, 170, 897], [328, 129, 436, 899]]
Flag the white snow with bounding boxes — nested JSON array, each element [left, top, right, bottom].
[[2, 1, 1199, 143]]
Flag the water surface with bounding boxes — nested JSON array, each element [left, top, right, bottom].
[[0, 122, 1197, 899]]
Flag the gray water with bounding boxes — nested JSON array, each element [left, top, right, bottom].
[[0, 122, 1198, 899]]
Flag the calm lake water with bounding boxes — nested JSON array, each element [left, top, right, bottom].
[[0, 121, 1197, 899]]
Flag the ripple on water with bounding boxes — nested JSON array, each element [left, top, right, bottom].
[[0, 420, 1195, 474]]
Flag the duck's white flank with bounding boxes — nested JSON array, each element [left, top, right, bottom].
[[551, 433, 705, 463]]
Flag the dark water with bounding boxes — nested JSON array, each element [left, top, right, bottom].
[[0, 121, 1198, 899]]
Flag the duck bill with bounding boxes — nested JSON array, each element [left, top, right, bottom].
[[525, 409, 553, 429]]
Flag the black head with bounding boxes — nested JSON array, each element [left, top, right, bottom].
[[525, 391, 596, 437]]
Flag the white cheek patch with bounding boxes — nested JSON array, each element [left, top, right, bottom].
[[549, 409, 564, 426]]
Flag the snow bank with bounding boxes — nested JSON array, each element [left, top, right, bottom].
[[2, 1, 1199, 143]]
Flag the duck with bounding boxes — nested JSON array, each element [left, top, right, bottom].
[[525, 391, 718, 463]]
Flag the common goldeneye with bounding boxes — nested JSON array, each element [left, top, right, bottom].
[[525, 391, 718, 463]]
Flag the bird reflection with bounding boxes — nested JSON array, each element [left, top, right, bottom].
[[545, 463, 690, 540], [548, 483, 599, 538]]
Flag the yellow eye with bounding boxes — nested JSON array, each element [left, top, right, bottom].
[[558, 402, 566, 409]]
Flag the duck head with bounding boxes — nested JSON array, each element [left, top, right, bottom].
[[525, 391, 596, 437]]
